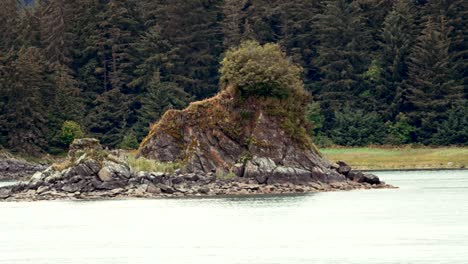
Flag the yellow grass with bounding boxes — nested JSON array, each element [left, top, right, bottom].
[[126, 154, 182, 174], [321, 146, 468, 170]]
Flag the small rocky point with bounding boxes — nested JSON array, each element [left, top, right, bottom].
[[0, 137, 394, 202]]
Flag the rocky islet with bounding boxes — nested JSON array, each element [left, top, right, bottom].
[[0, 137, 393, 202]]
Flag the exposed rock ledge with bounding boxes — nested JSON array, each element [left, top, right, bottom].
[[0, 151, 47, 181]]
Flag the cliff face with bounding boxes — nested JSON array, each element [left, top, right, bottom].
[[138, 88, 349, 184]]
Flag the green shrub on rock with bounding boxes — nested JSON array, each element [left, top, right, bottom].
[[60, 121, 85, 146], [220, 41, 303, 99]]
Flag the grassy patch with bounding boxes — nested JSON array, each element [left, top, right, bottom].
[[321, 146, 468, 170], [126, 154, 182, 174]]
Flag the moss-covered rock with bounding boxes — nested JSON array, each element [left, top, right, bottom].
[[137, 87, 346, 184]]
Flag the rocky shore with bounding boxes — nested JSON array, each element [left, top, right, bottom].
[[0, 172, 393, 202], [0, 139, 394, 202], [0, 152, 47, 181]]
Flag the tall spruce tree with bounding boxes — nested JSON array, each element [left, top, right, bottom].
[[38, 0, 85, 149], [38, 0, 71, 64], [68, 0, 104, 102], [377, 0, 417, 118], [131, 22, 191, 140], [401, 15, 464, 143], [221, 0, 246, 49], [87, 88, 134, 147], [358, 0, 393, 54], [277, 0, 320, 88], [0, 0, 21, 52], [424, 0, 467, 95], [91, 0, 141, 92], [152, 0, 224, 98], [134, 72, 190, 140], [85, 0, 142, 146], [381, 0, 417, 84], [313, 0, 371, 131], [16, 4, 42, 48], [0, 47, 50, 153]]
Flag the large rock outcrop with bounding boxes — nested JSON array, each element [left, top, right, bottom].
[[138, 88, 371, 185]]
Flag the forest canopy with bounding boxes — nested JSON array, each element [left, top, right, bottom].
[[0, 0, 466, 155]]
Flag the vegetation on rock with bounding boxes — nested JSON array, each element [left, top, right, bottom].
[[220, 41, 304, 99], [138, 41, 329, 178], [60, 121, 85, 146], [126, 154, 182, 174]]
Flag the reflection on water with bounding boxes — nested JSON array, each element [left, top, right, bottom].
[[0, 170, 467, 264]]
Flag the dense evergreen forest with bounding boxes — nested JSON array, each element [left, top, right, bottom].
[[0, 0, 466, 155]]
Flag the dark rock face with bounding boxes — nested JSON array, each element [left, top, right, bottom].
[[337, 161, 352, 176], [347, 171, 381, 185], [242, 157, 344, 185], [0, 156, 47, 181], [137, 90, 354, 186]]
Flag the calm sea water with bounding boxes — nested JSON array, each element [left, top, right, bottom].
[[0, 170, 467, 264]]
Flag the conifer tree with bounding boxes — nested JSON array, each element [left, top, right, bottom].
[[91, 0, 141, 92], [16, 4, 42, 48], [38, 0, 71, 63], [378, 0, 417, 117], [130, 5, 193, 140], [134, 72, 190, 140], [47, 63, 84, 138], [401, 16, 464, 143], [152, 0, 224, 98], [432, 101, 468, 145], [277, 0, 320, 87], [87, 88, 134, 147], [68, 0, 104, 101], [0, 0, 21, 51], [424, 0, 467, 94], [131, 25, 171, 90], [381, 0, 416, 84], [313, 0, 371, 130], [85, 0, 142, 146], [358, 0, 393, 54], [237, 0, 284, 44], [0, 48, 50, 153], [221, 0, 246, 49]]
